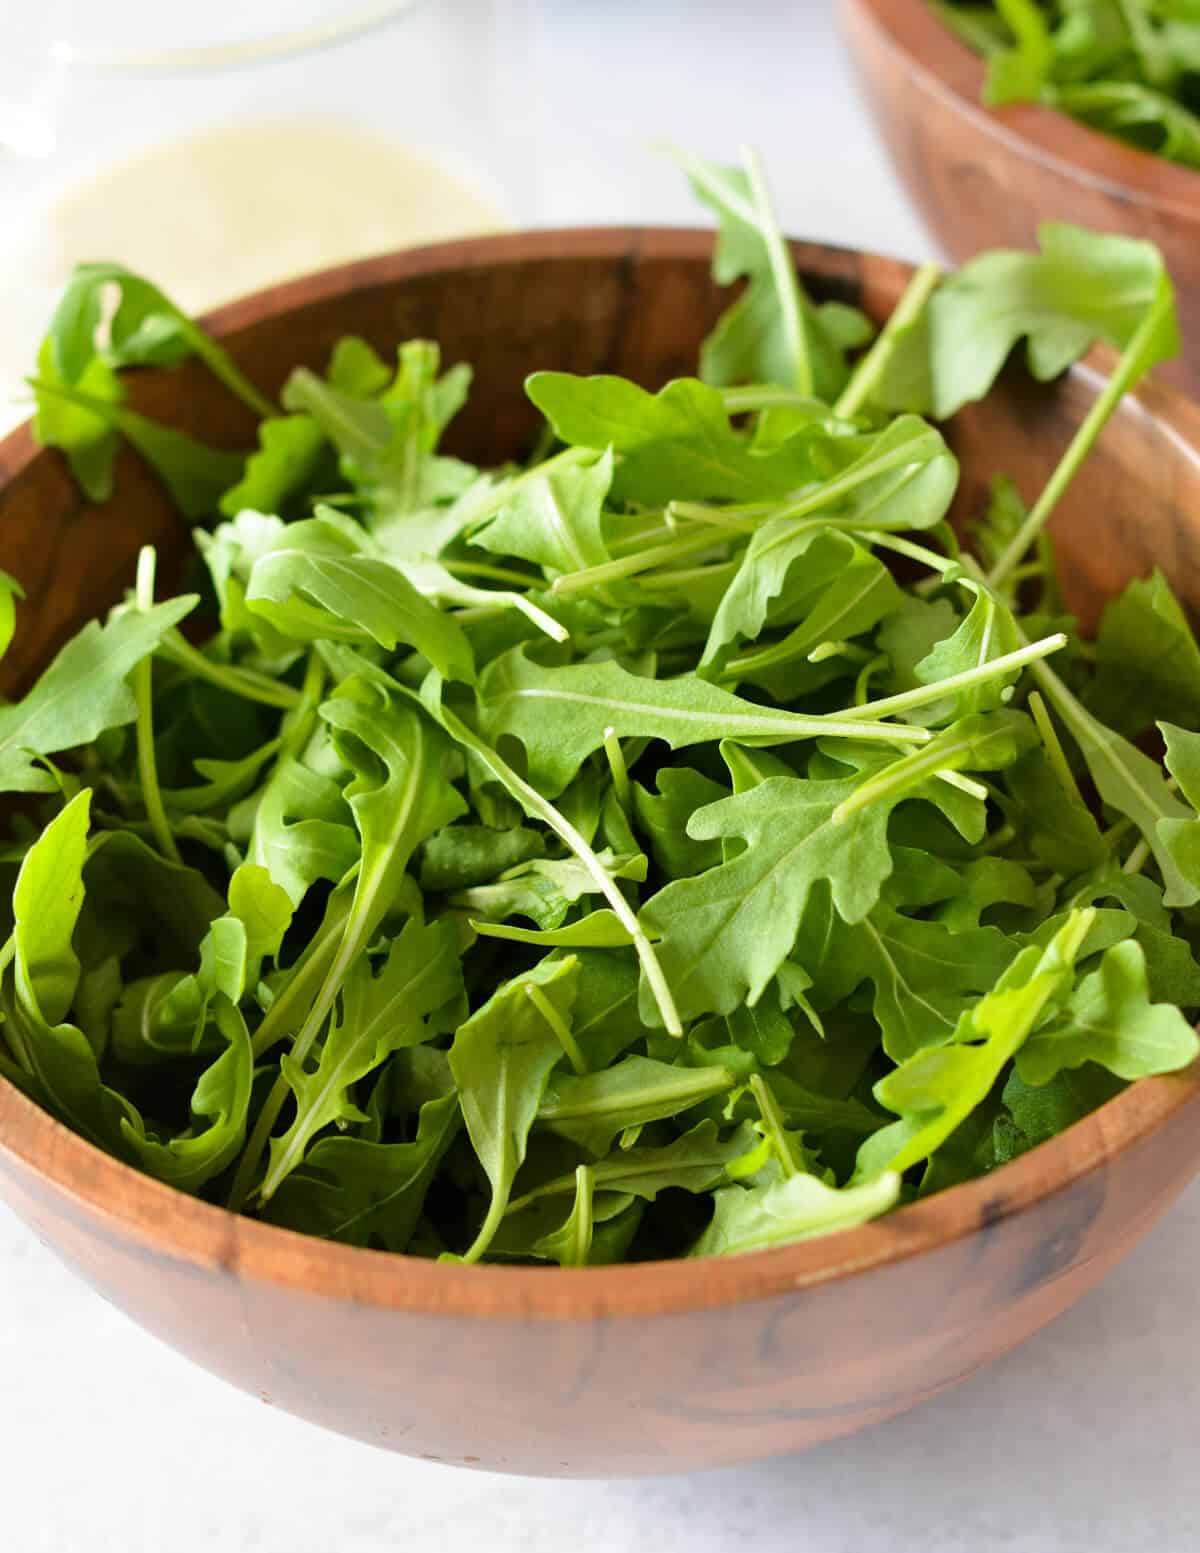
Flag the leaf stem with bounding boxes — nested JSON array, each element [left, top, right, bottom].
[[603, 727, 633, 818], [431, 698, 684, 1036], [986, 291, 1172, 589], [749, 1073, 799, 1180], [742, 145, 813, 397], [132, 549, 181, 864], [834, 262, 942, 419], [720, 386, 823, 414], [551, 530, 730, 596], [1027, 689, 1084, 803], [157, 631, 303, 710], [842, 634, 1068, 723], [526, 982, 589, 1076]]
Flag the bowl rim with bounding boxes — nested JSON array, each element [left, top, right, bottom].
[[1, 224, 1199, 1323], [848, 0, 1200, 220]]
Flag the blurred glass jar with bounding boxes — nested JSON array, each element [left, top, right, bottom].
[[0, 0, 540, 425]]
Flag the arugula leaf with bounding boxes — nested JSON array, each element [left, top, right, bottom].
[[261, 917, 462, 1201], [282, 349, 473, 531], [120, 997, 255, 1191], [265, 1091, 460, 1250], [31, 344, 124, 502], [2, 792, 137, 1151], [1159, 721, 1200, 897], [419, 823, 544, 892], [219, 415, 330, 518], [690, 1170, 901, 1258], [702, 530, 905, 681], [983, 0, 1054, 103], [0, 597, 198, 793], [799, 896, 1019, 1061], [243, 517, 474, 679], [1017, 940, 1200, 1083], [471, 449, 614, 575], [1033, 660, 1197, 907], [874, 223, 1177, 418], [672, 146, 870, 401], [45, 261, 273, 413], [247, 756, 360, 908], [507, 1118, 757, 1210], [854, 910, 1095, 1181], [1088, 570, 1200, 736], [640, 774, 896, 1022], [449, 956, 580, 1261], [525, 373, 821, 504], [537, 1055, 736, 1155], [478, 648, 923, 797]]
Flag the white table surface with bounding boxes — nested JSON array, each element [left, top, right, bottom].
[[3, 4, 1199, 1550]]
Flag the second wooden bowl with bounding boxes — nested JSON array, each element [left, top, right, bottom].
[[0, 230, 1199, 1476], [840, 0, 1200, 396]]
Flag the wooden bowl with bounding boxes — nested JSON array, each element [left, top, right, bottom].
[[1, 230, 1199, 1478], [840, 0, 1200, 397]]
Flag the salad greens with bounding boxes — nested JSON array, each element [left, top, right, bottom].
[[933, 1, 1200, 168], [2, 148, 1198, 1266]]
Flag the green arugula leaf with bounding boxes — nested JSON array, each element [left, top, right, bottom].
[[799, 895, 1019, 1061], [537, 1055, 736, 1155], [45, 261, 273, 413], [478, 647, 923, 797], [672, 146, 870, 400], [854, 909, 1095, 1181], [449, 956, 580, 1261], [261, 917, 462, 1200], [1034, 660, 1197, 906], [449, 850, 646, 931], [507, 1118, 758, 1210], [0, 597, 197, 793], [120, 997, 255, 1191], [640, 774, 896, 1022], [690, 1170, 901, 1258], [874, 223, 1177, 417], [471, 449, 614, 575], [2, 792, 137, 1151], [219, 415, 330, 518], [983, 0, 1054, 104], [31, 375, 246, 520], [265, 1091, 460, 1250], [1017, 939, 1200, 1083], [1087, 570, 1200, 736], [243, 517, 474, 679], [1158, 721, 1200, 899], [525, 373, 821, 504]]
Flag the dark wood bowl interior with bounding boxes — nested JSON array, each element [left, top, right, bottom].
[[0, 229, 1198, 1476]]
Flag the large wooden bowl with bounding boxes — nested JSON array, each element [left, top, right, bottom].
[[840, 0, 1200, 397], [1, 230, 1199, 1478]]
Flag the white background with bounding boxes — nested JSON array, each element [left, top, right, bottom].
[[2, 3, 1199, 1550]]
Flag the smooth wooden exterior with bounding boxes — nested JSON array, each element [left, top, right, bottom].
[[1, 230, 1199, 1476], [841, 0, 1200, 397]]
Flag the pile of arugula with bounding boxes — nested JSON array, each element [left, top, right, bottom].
[[3, 149, 1198, 1266], [934, 0, 1200, 166]]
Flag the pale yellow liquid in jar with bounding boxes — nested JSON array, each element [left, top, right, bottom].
[[2, 118, 512, 428]]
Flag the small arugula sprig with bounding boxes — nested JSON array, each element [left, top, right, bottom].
[[1, 149, 1197, 1266], [933, 0, 1200, 168]]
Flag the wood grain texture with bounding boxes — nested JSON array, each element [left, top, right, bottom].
[[0, 229, 1199, 1476], [840, 0, 1200, 397]]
